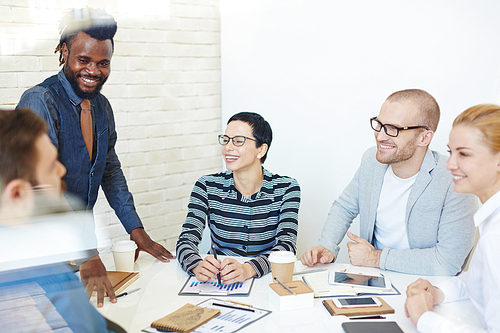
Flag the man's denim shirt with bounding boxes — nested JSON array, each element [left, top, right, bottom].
[[17, 70, 142, 233]]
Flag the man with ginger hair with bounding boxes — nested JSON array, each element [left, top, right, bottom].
[[301, 89, 477, 275]]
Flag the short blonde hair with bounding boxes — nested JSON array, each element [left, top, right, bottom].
[[453, 103, 500, 153]]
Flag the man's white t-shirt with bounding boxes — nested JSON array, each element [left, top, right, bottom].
[[374, 165, 417, 250]]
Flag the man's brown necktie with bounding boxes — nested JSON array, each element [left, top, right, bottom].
[[80, 99, 93, 160]]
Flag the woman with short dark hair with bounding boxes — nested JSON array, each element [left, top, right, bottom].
[[176, 112, 301, 283]]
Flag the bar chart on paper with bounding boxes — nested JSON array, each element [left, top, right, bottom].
[[179, 276, 254, 296], [192, 298, 272, 333]]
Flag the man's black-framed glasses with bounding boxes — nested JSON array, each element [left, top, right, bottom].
[[370, 117, 430, 137], [218, 135, 257, 146]]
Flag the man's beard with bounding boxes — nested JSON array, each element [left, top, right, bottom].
[[375, 133, 419, 165], [63, 64, 107, 100]]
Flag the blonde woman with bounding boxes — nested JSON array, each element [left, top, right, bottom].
[[405, 104, 500, 332]]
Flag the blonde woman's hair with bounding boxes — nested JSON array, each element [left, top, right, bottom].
[[453, 103, 500, 153]]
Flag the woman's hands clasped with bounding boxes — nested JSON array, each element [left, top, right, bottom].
[[192, 256, 257, 284]]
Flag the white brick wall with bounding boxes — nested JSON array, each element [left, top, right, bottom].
[[0, 0, 222, 254]]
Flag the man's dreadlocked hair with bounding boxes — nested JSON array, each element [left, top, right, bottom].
[[55, 8, 117, 66]]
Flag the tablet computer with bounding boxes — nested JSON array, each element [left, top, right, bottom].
[[342, 321, 403, 333], [328, 271, 391, 290]]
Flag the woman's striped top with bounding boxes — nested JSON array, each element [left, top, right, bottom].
[[176, 168, 301, 277]]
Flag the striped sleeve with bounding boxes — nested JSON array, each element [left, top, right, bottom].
[[175, 178, 209, 274], [246, 177, 301, 277]]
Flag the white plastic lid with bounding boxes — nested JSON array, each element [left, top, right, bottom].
[[268, 251, 296, 263], [111, 240, 137, 252]]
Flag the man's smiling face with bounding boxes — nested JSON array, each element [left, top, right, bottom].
[[62, 31, 112, 99], [374, 100, 422, 166]]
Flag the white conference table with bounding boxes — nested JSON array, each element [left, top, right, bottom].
[[93, 252, 483, 333]]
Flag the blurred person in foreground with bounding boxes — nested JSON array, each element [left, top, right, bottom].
[[17, 8, 174, 305], [0, 108, 125, 332], [405, 104, 500, 332], [176, 112, 301, 283], [301, 89, 477, 275]]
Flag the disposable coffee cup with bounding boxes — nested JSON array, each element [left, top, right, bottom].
[[269, 251, 296, 283], [111, 240, 137, 272]]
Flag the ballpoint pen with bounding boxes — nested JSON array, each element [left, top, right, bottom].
[[212, 302, 255, 312], [116, 288, 140, 298], [293, 268, 327, 275], [213, 244, 222, 285], [274, 277, 295, 295]]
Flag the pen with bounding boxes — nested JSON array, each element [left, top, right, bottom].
[[349, 315, 386, 320], [213, 244, 222, 286], [116, 288, 140, 298], [274, 277, 295, 295], [293, 269, 327, 275], [322, 300, 334, 316], [228, 300, 253, 308], [212, 302, 255, 312]]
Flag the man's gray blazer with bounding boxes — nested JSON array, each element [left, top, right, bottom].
[[319, 147, 477, 275]]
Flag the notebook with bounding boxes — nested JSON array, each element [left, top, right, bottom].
[[322, 297, 395, 317], [92, 271, 139, 296], [151, 303, 220, 333]]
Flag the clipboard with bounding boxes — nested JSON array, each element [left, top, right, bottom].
[[178, 276, 254, 296], [143, 298, 271, 333], [195, 298, 271, 332]]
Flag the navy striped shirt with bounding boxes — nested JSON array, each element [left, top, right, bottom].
[[176, 168, 301, 277]]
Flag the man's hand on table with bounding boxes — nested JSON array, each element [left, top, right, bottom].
[[300, 245, 335, 266], [220, 259, 256, 284], [130, 227, 176, 262], [192, 255, 220, 282], [79, 255, 116, 308], [346, 231, 381, 267]]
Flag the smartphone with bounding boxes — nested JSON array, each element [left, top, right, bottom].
[[332, 297, 382, 308], [328, 271, 391, 290]]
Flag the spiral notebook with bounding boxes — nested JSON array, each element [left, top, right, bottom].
[[150, 303, 220, 333]]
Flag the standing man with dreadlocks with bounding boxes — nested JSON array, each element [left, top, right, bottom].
[[17, 8, 175, 307]]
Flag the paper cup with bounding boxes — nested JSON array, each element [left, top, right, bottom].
[[269, 251, 296, 282], [111, 240, 137, 272]]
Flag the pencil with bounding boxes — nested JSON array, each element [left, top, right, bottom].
[[274, 277, 295, 295]]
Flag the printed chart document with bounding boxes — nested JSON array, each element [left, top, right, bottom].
[[303, 271, 400, 298], [179, 276, 254, 296], [143, 298, 271, 333]]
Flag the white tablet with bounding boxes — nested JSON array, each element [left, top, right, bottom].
[[328, 271, 391, 290]]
